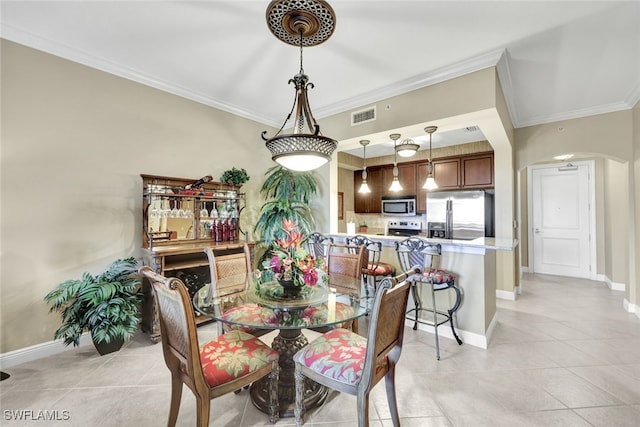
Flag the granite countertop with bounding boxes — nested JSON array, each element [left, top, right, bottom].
[[328, 232, 518, 251]]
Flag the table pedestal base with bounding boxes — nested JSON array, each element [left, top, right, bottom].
[[250, 329, 328, 418]]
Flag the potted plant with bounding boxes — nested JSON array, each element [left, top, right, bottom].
[[220, 167, 250, 186], [43, 257, 143, 355], [359, 223, 368, 233], [253, 165, 319, 266]]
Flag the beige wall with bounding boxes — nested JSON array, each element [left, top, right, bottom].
[[514, 110, 637, 310], [604, 159, 630, 286], [0, 40, 332, 352]]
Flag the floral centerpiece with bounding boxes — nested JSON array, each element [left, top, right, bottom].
[[255, 219, 326, 298]]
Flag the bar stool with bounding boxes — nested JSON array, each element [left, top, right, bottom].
[[306, 232, 334, 263], [395, 237, 462, 359], [345, 235, 396, 297]]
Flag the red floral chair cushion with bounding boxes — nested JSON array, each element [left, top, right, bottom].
[[410, 268, 455, 285], [259, 303, 355, 328], [293, 328, 371, 386], [221, 303, 273, 333], [364, 262, 396, 277], [199, 330, 278, 388]]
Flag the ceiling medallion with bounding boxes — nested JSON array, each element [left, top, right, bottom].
[[262, 0, 338, 171]]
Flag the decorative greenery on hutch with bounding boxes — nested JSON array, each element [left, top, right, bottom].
[[43, 257, 143, 355], [220, 167, 250, 186]]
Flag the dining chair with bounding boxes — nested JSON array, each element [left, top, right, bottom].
[[139, 266, 279, 426], [292, 266, 421, 427], [345, 235, 396, 295], [395, 237, 463, 359], [324, 243, 368, 334], [204, 244, 271, 337], [306, 232, 334, 262]]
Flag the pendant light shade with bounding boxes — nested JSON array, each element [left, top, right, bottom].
[[358, 140, 371, 193], [262, 0, 338, 171], [422, 126, 439, 190], [395, 138, 419, 157], [389, 133, 403, 192]]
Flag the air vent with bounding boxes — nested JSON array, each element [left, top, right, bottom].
[[351, 106, 376, 126]]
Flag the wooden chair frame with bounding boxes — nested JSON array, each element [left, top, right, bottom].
[[293, 267, 421, 427], [140, 266, 279, 426]]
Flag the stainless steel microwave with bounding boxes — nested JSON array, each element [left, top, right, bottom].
[[381, 196, 417, 216]]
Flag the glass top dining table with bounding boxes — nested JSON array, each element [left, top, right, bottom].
[[193, 271, 371, 418]]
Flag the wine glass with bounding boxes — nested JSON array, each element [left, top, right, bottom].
[[200, 201, 209, 218], [181, 200, 193, 218], [169, 199, 179, 218], [149, 199, 159, 218]]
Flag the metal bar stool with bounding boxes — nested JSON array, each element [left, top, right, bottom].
[[345, 235, 396, 298], [306, 232, 334, 263], [395, 237, 463, 359]]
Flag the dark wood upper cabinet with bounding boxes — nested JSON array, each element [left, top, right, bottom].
[[432, 158, 461, 189], [354, 167, 383, 213], [462, 153, 494, 188], [353, 152, 493, 214], [381, 163, 416, 198]]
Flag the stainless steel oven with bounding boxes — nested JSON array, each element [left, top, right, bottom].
[[381, 196, 416, 216]]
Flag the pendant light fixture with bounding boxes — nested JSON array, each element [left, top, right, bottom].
[[395, 138, 419, 158], [261, 0, 338, 171], [422, 126, 438, 190], [358, 140, 371, 193], [389, 133, 403, 192]]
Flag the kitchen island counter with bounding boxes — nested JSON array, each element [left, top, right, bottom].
[[329, 232, 518, 251], [327, 232, 519, 350]]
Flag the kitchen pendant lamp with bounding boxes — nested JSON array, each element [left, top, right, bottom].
[[389, 133, 403, 192], [358, 140, 371, 193], [422, 126, 438, 190], [261, 0, 338, 172], [396, 138, 419, 158]]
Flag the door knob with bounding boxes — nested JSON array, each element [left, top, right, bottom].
[[535, 228, 542, 234]]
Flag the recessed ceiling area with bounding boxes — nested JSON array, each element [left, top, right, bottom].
[[341, 126, 486, 159]]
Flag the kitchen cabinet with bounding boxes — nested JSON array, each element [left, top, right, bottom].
[[432, 158, 461, 189], [354, 167, 383, 213], [462, 153, 494, 188], [353, 152, 493, 214], [381, 163, 416, 197]]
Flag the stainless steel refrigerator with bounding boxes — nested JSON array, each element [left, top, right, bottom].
[[426, 190, 495, 240]]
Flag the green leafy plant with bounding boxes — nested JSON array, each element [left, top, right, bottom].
[[220, 167, 250, 186], [43, 257, 142, 348], [254, 165, 318, 244], [253, 166, 319, 267]]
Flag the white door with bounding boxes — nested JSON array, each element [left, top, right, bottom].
[[529, 161, 594, 279]]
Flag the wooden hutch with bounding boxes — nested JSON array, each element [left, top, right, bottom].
[[140, 174, 251, 343]]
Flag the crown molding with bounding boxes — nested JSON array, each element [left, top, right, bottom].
[[516, 101, 635, 128], [1, 24, 283, 128]]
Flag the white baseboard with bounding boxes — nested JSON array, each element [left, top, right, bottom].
[[521, 266, 530, 273], [0, 333, 92, 369], [405, 312, 497, 350], [604, 275, 626, 291], [623, 298, 639, 318], [496, 289, 517, 301]]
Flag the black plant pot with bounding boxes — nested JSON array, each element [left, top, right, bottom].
[[92, 335, 125, 356], [278, 279, 302, 299]]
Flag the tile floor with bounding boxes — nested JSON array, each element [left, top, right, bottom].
[[2, 273, 640, 426]]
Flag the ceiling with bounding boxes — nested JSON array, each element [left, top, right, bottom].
[[2, 1, 639, 159]]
